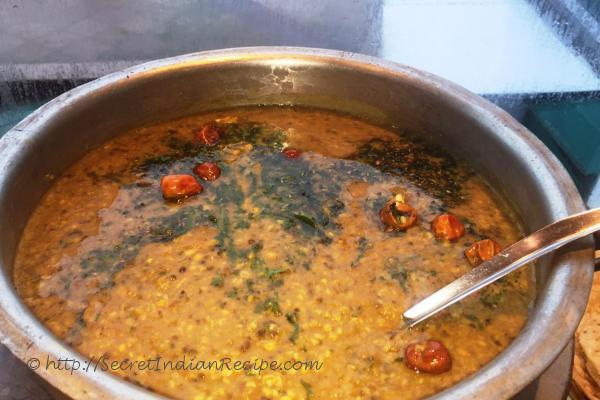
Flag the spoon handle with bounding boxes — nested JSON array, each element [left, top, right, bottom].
[[402, 208, 600, 328]]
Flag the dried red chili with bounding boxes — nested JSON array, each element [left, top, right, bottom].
[[282, 147, 302, 159], [379, 196, 417, 231], [196, 124, 222, 145], [405, 340, 452, 374], [160, 174, 202, 200], [431, 214, 465, 241], [193, 162, 221, 181], [464, 238, 502, 266]]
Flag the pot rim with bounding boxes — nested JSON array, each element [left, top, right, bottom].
[[0, 47, 593, 399]]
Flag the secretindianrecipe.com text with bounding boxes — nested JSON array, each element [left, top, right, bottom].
[[26, 354, 324, 375]]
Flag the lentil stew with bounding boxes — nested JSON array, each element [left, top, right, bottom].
[[13, 107, 534, 399]]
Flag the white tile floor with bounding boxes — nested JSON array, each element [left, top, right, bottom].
[[382, 0, 600, 94]]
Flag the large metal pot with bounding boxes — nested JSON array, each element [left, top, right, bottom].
[[0, 48, 594, 399]]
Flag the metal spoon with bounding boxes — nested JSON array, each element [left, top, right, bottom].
[[402, 207, 600, 328]]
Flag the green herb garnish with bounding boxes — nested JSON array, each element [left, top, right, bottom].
[[293, 213, 317, 229], [286, 310, 301, 344], [465, 313, 484, 330], [264, 268, 290, 281], [384, 257, 410, 291], [211, 275, 225, 288], [351, 236, 371, 267], [255, 297, 281, 316], [300, 380, 313, 400]]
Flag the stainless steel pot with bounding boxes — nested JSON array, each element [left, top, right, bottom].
[[0, 48, 594, 399]]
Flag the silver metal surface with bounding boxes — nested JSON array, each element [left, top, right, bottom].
[[404, 208, 600, 328], [0, 48, 594, 399]]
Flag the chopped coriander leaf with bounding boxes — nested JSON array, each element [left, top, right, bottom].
[[300, 380, 313, 399], [286, 310, 301, 344], [255, 297, 281, 316], [211, 275, 225, 288]]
